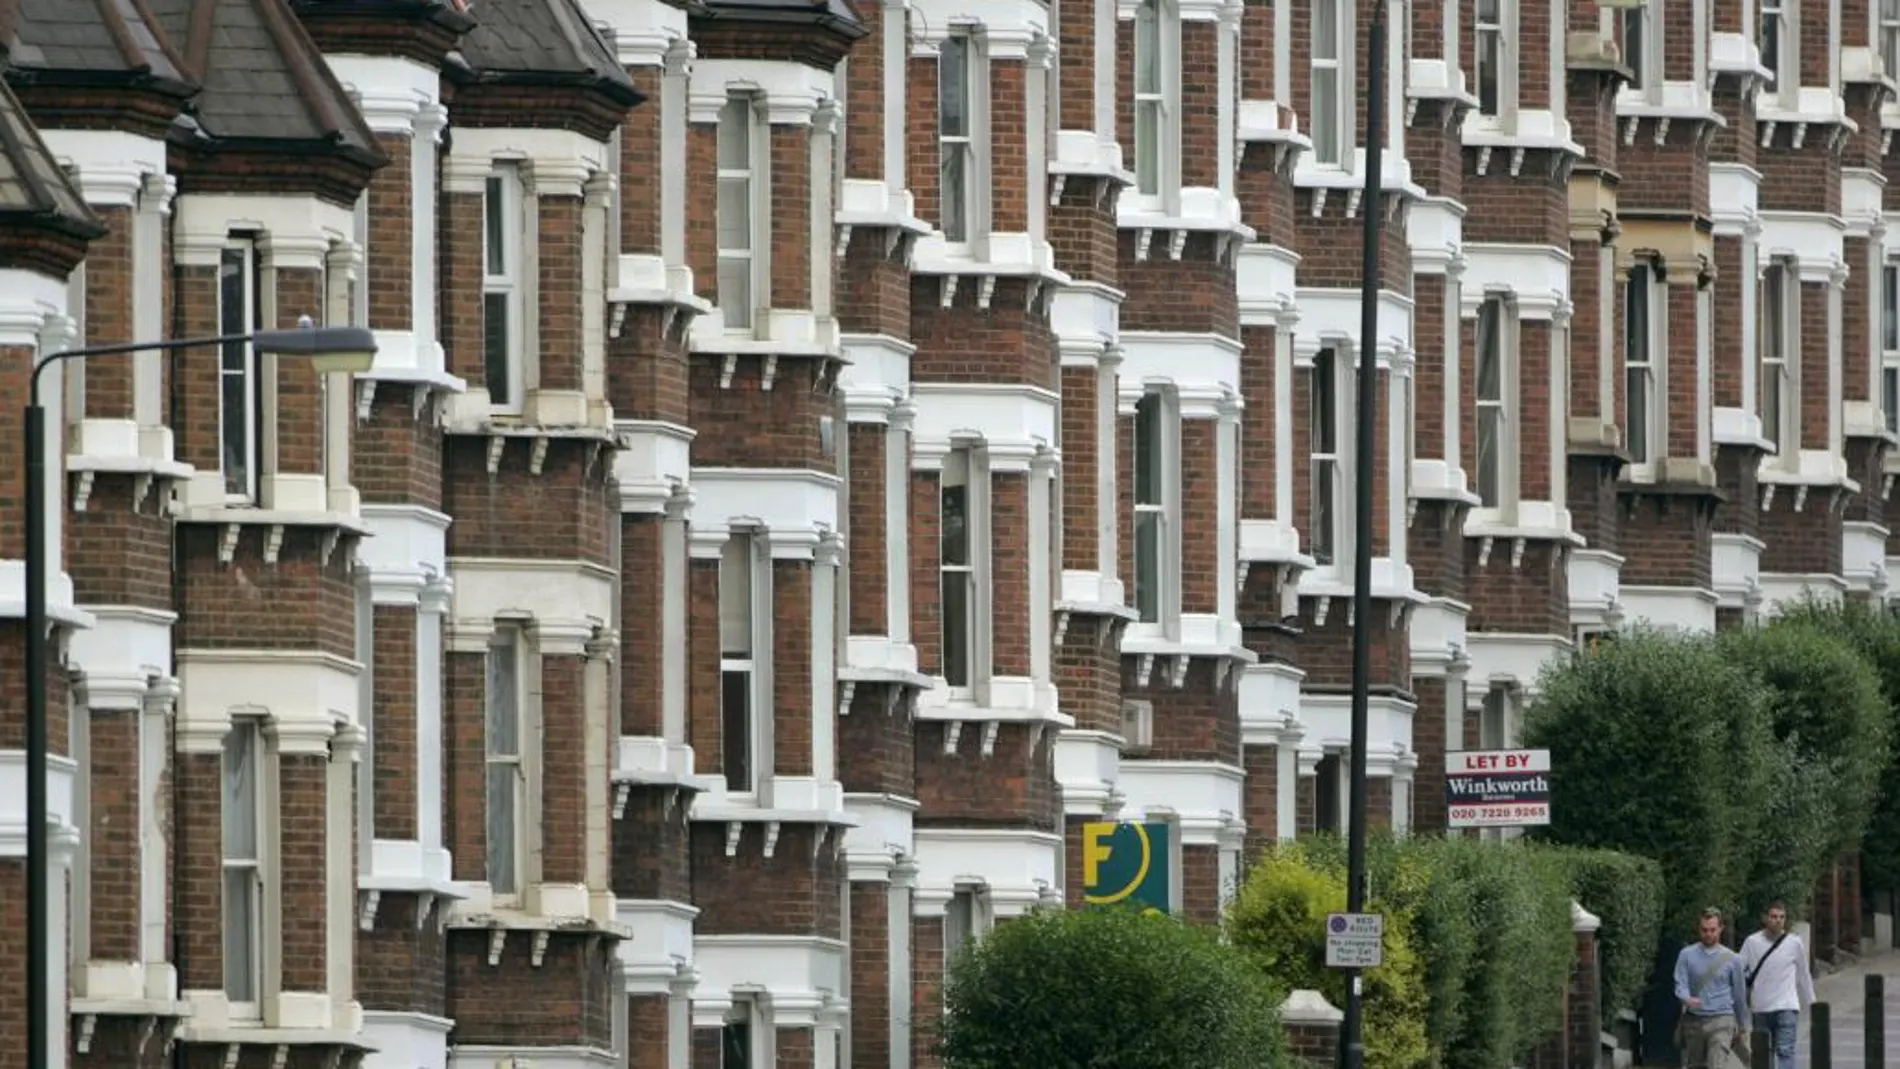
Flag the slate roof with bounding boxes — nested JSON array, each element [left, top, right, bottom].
[[456, 0, 638, 103], [0, 74, 104, 237], [6, 0, 196, 94], [702, 0, 863, 33], [145, 0, 381, 162]]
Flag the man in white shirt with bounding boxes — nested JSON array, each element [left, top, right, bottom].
[[1742, 900, 1816, 1069]]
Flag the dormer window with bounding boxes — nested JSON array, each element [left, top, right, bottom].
[[483, 164, 525, 411]]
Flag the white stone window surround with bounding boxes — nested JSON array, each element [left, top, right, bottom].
[[1753, 219, 1853, 486], [1117, 771, 1246, 869], [1116, 332, 1249, 655], [711, 527, 776, 801], [713, 91, 771, 339], [837, 339, 934, 680], [1614, 0, 1721, 121], [442, 127, 609, 430], [1236, 254, 1319, 572], [690, 942, 850, 1069], [1050, 282, 1134, 612], [42, 131, 185, 472], [1450, 244, 1576, 542], [687, 469, 850, 821], [688, 60, 838, 355], [323, 54, 457, 391], [482, 162, 530, 415], [1845, 168, 1892, 439], [1621, 261, 1666, 478], [909, 0, 1062, 278], [1237, 667, 1306, 842], [1461, 0, 1581, 153], [1710, 164, 1767, 447], [1118, 0, 1246, 234], [616, 489, 707, 791], [172, 193, 363, 519], [172, 650, 362, 1039], [1470, 291, 1519, 518], [354, 509, 459, 898], [1754, 0, 1852, 124], [912, 827, 1063, 919], [839, 0, 934, 236], [444, 557, 614, 924], [1124, 0, 1181, 208], [908, 385, 1067, 726]]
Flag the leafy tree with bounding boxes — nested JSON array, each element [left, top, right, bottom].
[[1524, 627, 1773, 935], [1716, 620, 1889, 916], [1774, 597, 1900, 892], [937, 905, 1289, 1069], [1560, 848, 1665, 1030]]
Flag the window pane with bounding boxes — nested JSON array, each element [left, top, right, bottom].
[[222, 867, 257, 1003], [1476, 302, 1503, 400], [1312, 351, 1336, 451], [940, 147, 968, 242], [1626, 369, 1649, 463], [485, 763, 517, 894], [1477, 33, 1500, 115], [942, 572, 971, 687], [721, 670, 753, 790], [1135, 1, 1160, 92], [1885, 368, 1899, 434], [940, 481, 970, 567], [1477, 407, 1501, 505], [718, 100, 751, 167], [483, 291, 512, 407], [484, 176, 506, 277], [1762, 368, 1782, 447], [939, 38, 968, 137], [222, 723, 257, 860], [1885, 266, 1898, 351], [1134, 510, 1162, 622], [723, 1020, 752, 1069], [717, 176, 752, 251], [1623, 10, 1644, 88], [1313, 0, 1337, 59], [486, 637, 519, 756], [221, 367, 249, 497], [1625, 270, 1648, 365], [1135, 101, 1160, 195], [717, 258, 752, 330], [1311, 70, 1338, 163], [1134, 394, 1162, 505], [1761, 7, 1780, 84], [720, 537, 754, 657], [1312, 460, 1335, 565]]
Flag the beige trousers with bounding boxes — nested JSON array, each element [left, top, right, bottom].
[[1683, 1012, 1741, 1069]]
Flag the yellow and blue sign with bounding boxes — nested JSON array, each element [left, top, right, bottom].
[[1081, 821, 1173, 914]]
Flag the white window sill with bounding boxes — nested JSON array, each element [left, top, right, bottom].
[[177, 1023, 367, 1049], [1709, 32, 1767, 78], [687, 802, 856, 827], [357, 872, 466, 901], [1052, 129, 1131, 178], [1758, 451, 1859, 490], [1405, 58, 1473, 103], [71, 996, 190, 1021], [176, 503, 371, 536], [1291, 154, 1429, 199], [1057, 570, 1136, 617], [912, 681, 1071, 727], [1842, 46, 1895, 87], [447, 900, 633, 939], [67, 421, 191, 473], [1238, 518, 1314, 567], [911, 236, 1071, 283], [1460, 112, 1588, 156], [1236, 100, 1314, 149], [440, 399, 619, 439], [1120, 630, 1256, 665], [1757, 90, 1856, 128], [838, 662, 937, 691], [355, 363, 466, 394], [1615, 85, 1723, 125]]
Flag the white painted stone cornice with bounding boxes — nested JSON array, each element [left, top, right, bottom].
[[332, 721, 366, 762], [532, 620, 600, 657], [173, 194, 354, 269], [265, 715, 337, 757], [261, 232, 334, 273], [416, 104, 448, 143], [689, 60, 831, 125], [441, 153, 491, 196], [0, 272, 70, 348], [528, 158, 595, 199], [419, 573, 454, 616], [140, 172, 177, 216], [446, 128, 610, 194], [42, 130, 167, 210]]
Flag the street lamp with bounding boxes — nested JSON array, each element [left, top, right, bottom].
[[23, 324, 376, 1069]]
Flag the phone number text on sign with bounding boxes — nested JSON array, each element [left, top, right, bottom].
[[1448, 802, 1550, 828]]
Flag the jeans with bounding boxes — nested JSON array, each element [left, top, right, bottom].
[[1758, 1009, 1800, 1069]]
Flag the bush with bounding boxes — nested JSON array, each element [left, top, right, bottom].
[[1716, 620, 1890, 916], [1525, 627, 1773, 934], [1434, 841, 1575, 1069], [1559, 848, 1665, 1030], [1228, 840, 1432, 1069], [937, 905, 1289, 1069], [1774, 597, 1900, 892]]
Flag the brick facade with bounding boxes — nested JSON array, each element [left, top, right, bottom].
[[0, 1, 1884, 1068]]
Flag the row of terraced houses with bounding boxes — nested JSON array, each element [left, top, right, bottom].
[[0, 0, 1889, 1065]]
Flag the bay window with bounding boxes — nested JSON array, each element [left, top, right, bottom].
[[219, 239, 261, 502], [483, 165, 525, 411], [1760, 261, 1793, 454], [485, 625, 527, 900], [717, 94, 767, 334], [1475, 296, 1510, 506], [939, 31, 979, 242], [1309, 349, 1342, 566], [1310, 0, 1345, 165], [222, 717, 266, 1015], [945, 885, 992, 967], [1625, 265, 1658, 465], [720, 531, 768, 793]]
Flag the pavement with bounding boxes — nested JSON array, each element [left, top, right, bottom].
[[1798, 946, 1900, 1067]]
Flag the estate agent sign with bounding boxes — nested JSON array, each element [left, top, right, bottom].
[[1445, 748, 1552, 829], [1080, 820, 1173, 914]]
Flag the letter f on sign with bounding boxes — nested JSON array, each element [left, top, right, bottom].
[[1083, 824, 1115, 889]]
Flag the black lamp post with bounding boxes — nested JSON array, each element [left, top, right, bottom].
[[1340, 0, 1389, 1066], [23, 323, 376, 1069]]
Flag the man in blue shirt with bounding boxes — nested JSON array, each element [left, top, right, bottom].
[[1676, 907, 1752, 1068]]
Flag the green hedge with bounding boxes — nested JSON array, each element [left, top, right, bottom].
[[937, 905, 1289, 1069], [1227, 840, 1432, 1069], [1231, 836, 1608, 1069], [1558, 848, 1665, 1031], [1524, 626, 1773, 935]]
